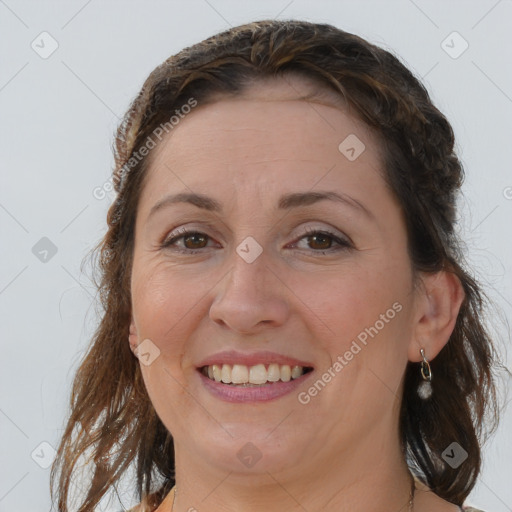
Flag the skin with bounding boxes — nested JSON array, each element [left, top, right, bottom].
[[129, 77, 464, 512]]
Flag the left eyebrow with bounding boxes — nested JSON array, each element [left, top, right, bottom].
[[277, 191, 374, 220]]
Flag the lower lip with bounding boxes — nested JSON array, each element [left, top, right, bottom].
[[198, 371, 313, 403]]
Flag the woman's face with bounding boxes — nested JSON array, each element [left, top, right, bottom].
[[129, 78, 420, 478]]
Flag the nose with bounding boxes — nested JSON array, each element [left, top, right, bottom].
[[209, 252, 290, 334]]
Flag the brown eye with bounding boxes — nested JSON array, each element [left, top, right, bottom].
[[183, 233, 208, 249], [289, 229, 352, 254], [161, 230, 216, 253], [307, 233, 333, 250]]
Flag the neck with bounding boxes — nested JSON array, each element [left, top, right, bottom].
[[165, 425, 414, 512]]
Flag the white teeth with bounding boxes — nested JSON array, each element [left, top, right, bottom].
[[267, 363, 281, 382], [221, 364, 231, 383], [212, 364, 222, 382], [249, 364, 267, 385], [280, 365, 291, 382], [203, 363, 308, 385], [291, 365, 302, 379], [231, 364, 249, 384]]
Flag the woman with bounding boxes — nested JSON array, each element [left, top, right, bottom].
[[51, 20, 501, 512]]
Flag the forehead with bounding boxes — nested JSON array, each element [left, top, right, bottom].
[[161, 75, 372, 148], [139, 77, 385, 212]]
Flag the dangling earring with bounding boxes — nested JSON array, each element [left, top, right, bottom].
[[418, 348, 433, 399]]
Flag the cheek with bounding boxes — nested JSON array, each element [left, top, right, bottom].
[[290, 261, 409, 340], [131, 262, 210, 353], [287, 260, 413, 403], [296, 271, 411, 413], [131, 265, 208, 423]]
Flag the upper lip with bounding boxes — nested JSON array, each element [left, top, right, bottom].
[[196, 350, 314, 369]]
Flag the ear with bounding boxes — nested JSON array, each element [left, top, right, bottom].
[[408, 270, 465, 363], [129, 315, 140, 352]]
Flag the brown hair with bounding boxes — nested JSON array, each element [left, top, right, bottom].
[[51, 19, 502, 511]]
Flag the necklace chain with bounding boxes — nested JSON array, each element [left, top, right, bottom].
[[409, 478, 416, 511], [171, 480, 415, 511]]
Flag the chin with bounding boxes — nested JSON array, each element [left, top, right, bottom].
[[189, 426, 304, 476]]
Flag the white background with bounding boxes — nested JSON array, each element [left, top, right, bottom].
[[1, 1, 511, 511]]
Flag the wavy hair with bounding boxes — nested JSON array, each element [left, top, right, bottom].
[[51, 19, 502, 511]]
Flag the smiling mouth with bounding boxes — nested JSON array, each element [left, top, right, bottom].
[[200, 363, 314, 386]]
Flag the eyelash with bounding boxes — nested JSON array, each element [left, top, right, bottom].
[[160, 227, 352, 255]]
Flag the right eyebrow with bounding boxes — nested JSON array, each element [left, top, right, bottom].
[[148, 193, 222, 218]]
